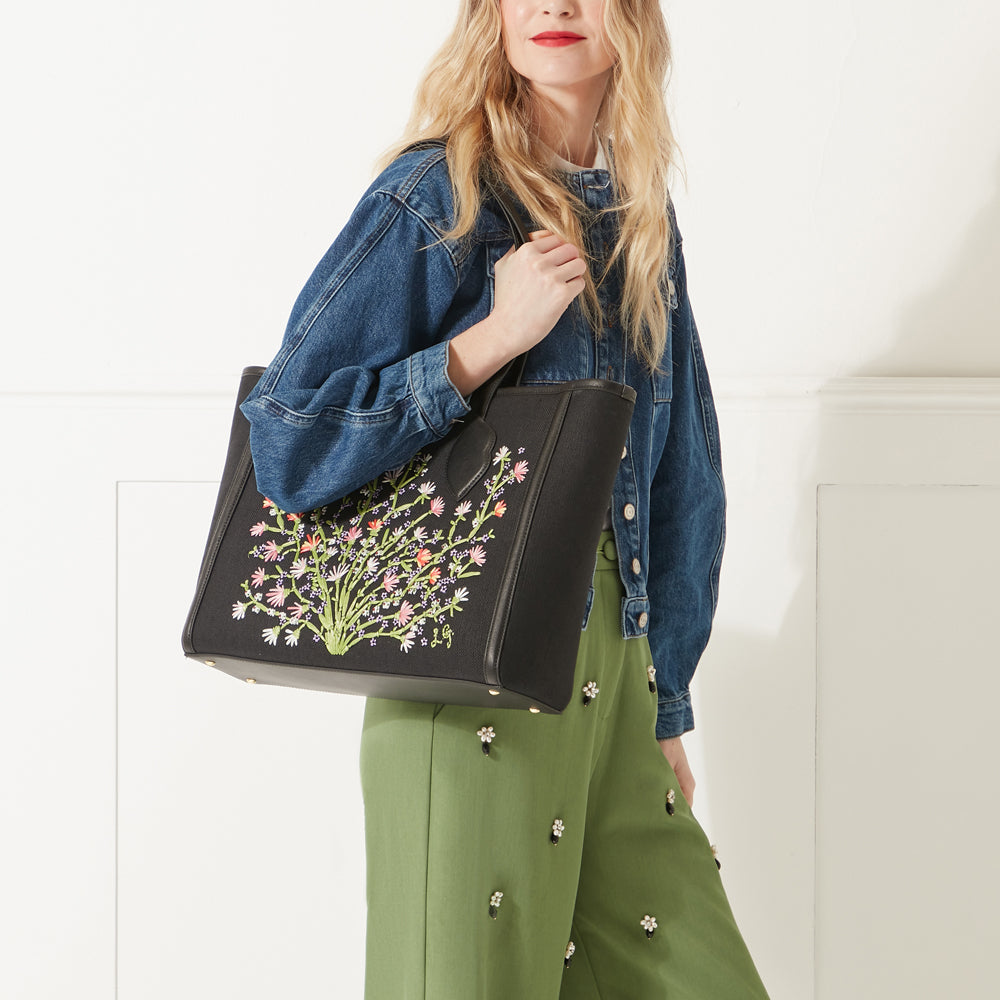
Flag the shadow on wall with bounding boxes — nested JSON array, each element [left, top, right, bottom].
[[860, 155, 1000, 377], [692, 154, 1000, 1000]]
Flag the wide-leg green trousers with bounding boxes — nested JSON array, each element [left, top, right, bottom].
[[360, 530, 770, 999]]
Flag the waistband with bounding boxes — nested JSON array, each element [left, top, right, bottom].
[[594, 528, 619, 571]]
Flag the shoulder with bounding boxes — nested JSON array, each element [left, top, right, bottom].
[[364, 143, 516, 245], [363, 144, 457, 234]]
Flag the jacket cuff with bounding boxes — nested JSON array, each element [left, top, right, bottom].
[[408, 338, 472, 436], [655, 691, 694, 740]]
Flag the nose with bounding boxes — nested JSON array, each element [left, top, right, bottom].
[[543, 2, 574, 15]]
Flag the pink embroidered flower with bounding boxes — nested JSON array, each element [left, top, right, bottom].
[[428, 567, 442, 585], [493, 500, 507, 518], [251, 566, 267, 588], [400, 628, 418, 653], [430, 497, 445, 517], [250, 521, 268, 537], [368, 518, 383, 531], [383, 570, 399, 592], [301, 534, 320, 553], [262, 540, 281, 561], [289, 603, 307, 619], [512, 460, 529, 483], [266, 586, 287, 608], [416, 548, 432, 567], [397, 601, 414, 625], [418, 481, 436, 497], [345, 525, 362, 542], [469, 545, 486, 566]]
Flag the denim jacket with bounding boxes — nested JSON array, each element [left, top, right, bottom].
[[239, 145, 726, 739]]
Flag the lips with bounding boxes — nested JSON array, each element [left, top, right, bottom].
[[531, 31, 585, 46]]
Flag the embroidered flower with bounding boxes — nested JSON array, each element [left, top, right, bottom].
[[418, 481, 436, 497], [382, 570, 399, 592], [250, 567, 267, 588], [265, 585, 287, 608], [416, 548, 432, 567], [512, 460, 529, 483], [301, 534, 320, 553], [493, 500, 507, 518], [289, 603, 307, 619], [262, 540, 281, 562], [289, 558, 309, 579], [367, 519, 383, 532], [428, 566, 442, 585], [284, 630, 299, 646], [468, 545, 487, 566], [397, 601, 414, 625], [345, 525, 362, 542], [455, 500, 472, 517], [250, 521, 268, 537], [262, 627, 280, 646], [492, 446, 510, 465], [231, 602, 247, 620], [430, 497, 445, 517]]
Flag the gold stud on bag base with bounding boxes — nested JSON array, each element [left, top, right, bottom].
[[181, 139, 636, 715]]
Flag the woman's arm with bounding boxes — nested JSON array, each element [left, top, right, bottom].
[[645, 224, 727, 745], [240, 184, 473, 513]]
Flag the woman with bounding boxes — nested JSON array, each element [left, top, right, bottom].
[[241, 1, 770, 996]]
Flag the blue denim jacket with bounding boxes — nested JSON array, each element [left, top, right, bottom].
[[239, 145, 725, 739]]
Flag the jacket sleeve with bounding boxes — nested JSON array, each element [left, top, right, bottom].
[[238, 182, 472, 513], [645, 224, 727, 740]]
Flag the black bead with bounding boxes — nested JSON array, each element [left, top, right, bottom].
[[489, 904, 498, 918], [645, 928, 655, 939], [648, 680, 656, 692], [715, 857, 722, 870], [666, 801, 675, 816], [564, 956, 572, 968], [582, 694, 593, 706], [482, 742, 490, 756]]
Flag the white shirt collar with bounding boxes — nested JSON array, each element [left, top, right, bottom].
[[548, 137, 610, 173]]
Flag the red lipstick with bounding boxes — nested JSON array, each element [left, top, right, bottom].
[[531, 31, 585, 47]]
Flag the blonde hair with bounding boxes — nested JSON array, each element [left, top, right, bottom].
[[378, 0, 679, 374]]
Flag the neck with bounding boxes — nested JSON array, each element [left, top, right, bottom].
[[531, 72, 610, 167]]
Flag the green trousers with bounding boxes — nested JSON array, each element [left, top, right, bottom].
[[360, 530, 770, 999]]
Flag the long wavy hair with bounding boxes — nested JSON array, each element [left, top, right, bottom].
[[378, 0, 679, 373]]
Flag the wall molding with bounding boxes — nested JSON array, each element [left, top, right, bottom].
[[5, 376, 1000, 413]]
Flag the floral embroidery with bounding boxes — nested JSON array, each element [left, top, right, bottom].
[[235, 447, 529, 655]]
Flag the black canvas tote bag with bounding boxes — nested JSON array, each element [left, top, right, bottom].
[[182, 163, 636, 714]]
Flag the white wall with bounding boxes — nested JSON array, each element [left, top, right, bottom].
[[3, 3, 998, 999]]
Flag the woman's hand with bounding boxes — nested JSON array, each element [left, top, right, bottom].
[[492, 229, 588, 353], [658, 735, 696, 808], [445, 230, 587, 397]]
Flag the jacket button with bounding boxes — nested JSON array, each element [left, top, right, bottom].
[[638, 611, 649, 628], [623, 503, 636, 520], [631, 558, 641, 574]]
